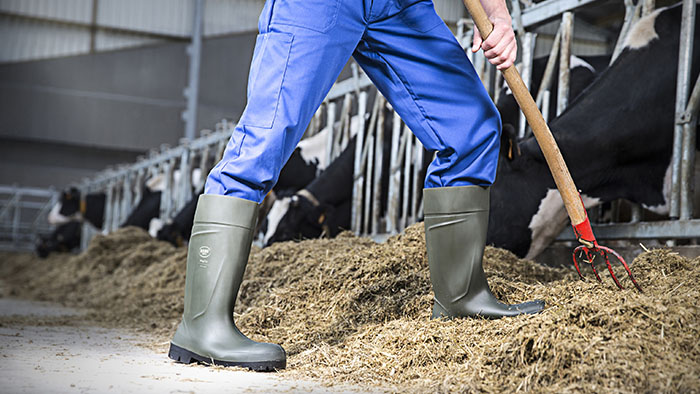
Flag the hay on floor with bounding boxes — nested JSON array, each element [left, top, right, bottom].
[[1, 223, 698, 392]]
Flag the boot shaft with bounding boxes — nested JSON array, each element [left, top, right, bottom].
[[183, 194, 258, 320]]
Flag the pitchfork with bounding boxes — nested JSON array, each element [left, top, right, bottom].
[[463, 0, 642, 292]]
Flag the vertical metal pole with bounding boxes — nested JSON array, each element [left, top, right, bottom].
[[11, 187, 20, 249], [535, 28, 561, 112], [519, 32, 536, 138], [457, 18, 466, 48], [671, 0, 696, 219], [611, 0, 641, 65], [80, 185, 90, 251], [363, 133, 375, 235], [401, 128, 413, 230], [386, 112, 402, 234], [341, 93, 352, 152], [557, 12, 573, 117], [681, 121, 697, 220], [509, 0, 525, 37], [541, 90, 551, 124], [411, 139, 423, 224], [352, 92, 367, 234], [183, 0, 204, 140], [111, 182, 121, 231], [89, 0, 99, 53], [178, 144, 192, 211], [371, 97, 385, 235], [160, 161, 172, 221], [325, 102, 336, 164], [122, 172, 132, 222], [103, 184, 113, 235], [680, 74, 700, 220]]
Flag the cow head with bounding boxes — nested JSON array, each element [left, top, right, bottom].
[[58, 187, 82, 217], [157, 222, 185, 247], [36, 220, 82, 258], [263, 191, 335, 246]]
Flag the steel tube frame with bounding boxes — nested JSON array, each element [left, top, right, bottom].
[[671, 0, 696, 219], [557, 12, 573, 117]]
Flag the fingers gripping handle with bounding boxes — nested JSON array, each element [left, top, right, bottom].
[[462, 0, 589, 228]]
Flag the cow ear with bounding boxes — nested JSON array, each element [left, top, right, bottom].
[[501, 124, 520, 161]]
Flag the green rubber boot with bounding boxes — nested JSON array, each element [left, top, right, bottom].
[[168, 194, 286, 371], [424, 186, 545, 319]]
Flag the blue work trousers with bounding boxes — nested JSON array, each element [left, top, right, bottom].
[[205, 0, 502, 203]]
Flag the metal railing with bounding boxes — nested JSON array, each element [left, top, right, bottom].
[[0, 185, 58, 251], [31, 0, 698, 252]]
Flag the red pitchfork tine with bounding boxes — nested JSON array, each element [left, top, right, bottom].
[[573, 216, 643, 292], [462, 0, 642, 292]]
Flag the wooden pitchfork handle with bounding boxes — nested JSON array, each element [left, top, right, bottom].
[[463, 0, 590, 236]]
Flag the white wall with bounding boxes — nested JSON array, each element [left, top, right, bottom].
[[0, 0, 264, 63]]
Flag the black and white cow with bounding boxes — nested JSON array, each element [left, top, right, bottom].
[[262, 137, 357, 245], [156, 190, 201, 247], [496, 54, 610, 133], [487, 3, 700, 259], [48, 187, 106, 229], [152, 127, 337, 247], [36, 220, 82, 258], [276, 126, 331, 191]]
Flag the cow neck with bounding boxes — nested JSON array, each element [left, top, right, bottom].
[[297, 189, 320, 207]]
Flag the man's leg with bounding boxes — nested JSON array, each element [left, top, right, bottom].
[[353, 0, 544, 318], [205, 0, 366, 203], [170, 0, 366, 370]]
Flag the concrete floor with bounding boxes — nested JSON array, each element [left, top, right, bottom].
[[0, 298, 377, 394]]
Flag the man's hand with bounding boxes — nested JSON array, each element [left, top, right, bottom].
[[470, 0, 516, 70]]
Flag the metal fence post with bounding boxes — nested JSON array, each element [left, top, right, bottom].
[[557, 12, 574, 117], [352, 91, 368, 234], [386, 111, 402, 234], [371, 96, 386, 235], [671, 0, 696, 219]]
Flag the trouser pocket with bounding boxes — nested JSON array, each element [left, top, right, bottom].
[[239, 32, 294, 129]]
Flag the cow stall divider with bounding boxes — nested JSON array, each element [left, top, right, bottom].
[[54, 0, 697, 253], [0, 185, 58, 251]]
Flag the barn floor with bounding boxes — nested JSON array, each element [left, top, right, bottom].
[[1, 225, 699, 393], [0, 298, 377, 393]]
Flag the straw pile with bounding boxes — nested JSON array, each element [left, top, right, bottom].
[[1, 224, 698, 392]]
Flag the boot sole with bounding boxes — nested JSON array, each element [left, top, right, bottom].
[[168, 343, 286, 372]]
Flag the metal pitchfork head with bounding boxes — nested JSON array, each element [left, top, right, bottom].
[[571, 216, 643, 292]]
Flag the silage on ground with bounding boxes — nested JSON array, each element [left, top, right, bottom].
[[1, 224, 698, 392]]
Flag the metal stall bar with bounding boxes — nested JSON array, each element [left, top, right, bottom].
[[518, 32, 537, 138], [371, 96, 386, 235], [352, 91, 368, 234], [610, 0, 641, 64], [411, 137, 423, 223], [679, 70, 700, 220], [670, 0, 696, 219], [386, 111, 402, 234], [557, 12, 573, 117], [401, 125, 413, 231], [0, 186, 58, 251], [557, 219, 700, 241], [519, 0, 603, 28], [325, 102, 336, 165], [535, 28, 561, 114], [359, 95, 381, 234]]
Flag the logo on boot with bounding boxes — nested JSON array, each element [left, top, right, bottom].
[[198, 246, 211, 268], [199, 246, 211, 258]]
